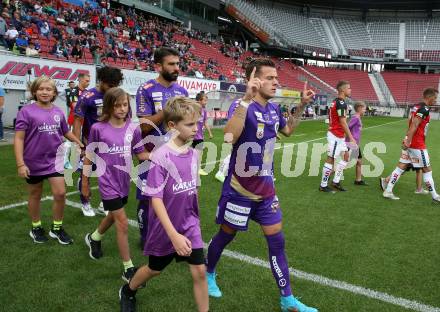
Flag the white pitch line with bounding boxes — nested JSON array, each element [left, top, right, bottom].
[[0, 190, 438, 311], [61, 198, 438, 312]]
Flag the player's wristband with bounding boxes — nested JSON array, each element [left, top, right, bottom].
[[17, 164, 25, 168], [239, 100, 250, 109]]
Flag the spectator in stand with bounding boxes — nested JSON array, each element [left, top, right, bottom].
[[71, 42, 83, 61], [39, 21, 50, 39], [5, 24, 18, 50], [0, 16, 7, 47], [15, 32, 28, 54], [26, 42, 39, 57]]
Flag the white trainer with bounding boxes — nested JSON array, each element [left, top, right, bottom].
[[414, 189, 429, 195], [81, 202, 96, 217], [383, 191, 400, 200]]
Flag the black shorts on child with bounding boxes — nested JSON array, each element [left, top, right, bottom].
[[26, 172, 64, 184], [148, 248, 205, 272], [102, 196, 128, 211]]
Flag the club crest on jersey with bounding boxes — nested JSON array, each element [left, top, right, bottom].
[[256, 123, 264, 139], [154, 101, 162, 111], [125, 133, 133, 142], [274, 122, 279, 133], [53, 115, 61, 123]]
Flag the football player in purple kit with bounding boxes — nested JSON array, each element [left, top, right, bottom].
[[205, 59, 318, 312], [14, 76, 83, 245], [135, 47, 188, 250], [73, 66, 124, 217], [119, 97, 208, 312], [81, 88, 150, 282]]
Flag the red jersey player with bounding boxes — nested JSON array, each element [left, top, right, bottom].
[[319, 80, 356, 192], [383, 88, 440, 203]]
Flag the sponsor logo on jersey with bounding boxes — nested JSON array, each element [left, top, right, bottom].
[[152, 92, 162, 97], [256, 123, 264, 139]]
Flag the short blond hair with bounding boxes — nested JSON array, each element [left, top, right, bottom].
[[164, 97, 201, 125], [30, 76, 58, 102], [354, 101, 366, 112]]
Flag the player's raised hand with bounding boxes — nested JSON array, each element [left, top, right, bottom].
[[300, 81, 315, 105], [243, 67, 261, 102]]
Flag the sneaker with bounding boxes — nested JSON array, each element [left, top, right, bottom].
[[331, 182, 347, 191], [0, 138, 8, 142], [383, 191, 400, 200], [433, 196, 440, 204], [29, 227, 48, 244], [122, 267, 137, 283], [206, 272, 222, 298], [49, 226, 73, 245], [85, 233, 103, 260], [215, 171, 225, 183], [319, 186, 335, 193], [379, 177, 387, 191], [198, 169, 209, 176], [354, 180, 368, 186], [280, 295, 318, 312], [119, 285, 136, 312], [414, 189, 429, 195], [97, 202, 108, 216], [81, 202, 96, 217]]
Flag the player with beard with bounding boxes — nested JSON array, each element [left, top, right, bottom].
[[135, 47, 189, 250]]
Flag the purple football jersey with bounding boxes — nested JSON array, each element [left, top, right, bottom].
[[222, 100, 286, 201], [194, 107, 207, 141], [346, 115, 362, 145], [74, 87, 104, 142], [143, 143, 203, 256], [87, 120, 145, 200], [15, 102, 69, 176], [136, 79, 188, 137]]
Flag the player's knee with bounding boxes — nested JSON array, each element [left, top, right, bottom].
[[114, 216, 129, 233], [192, 266, 207, 282], [265, 231, 285, 250], [52, 190, 66, 201], [220, 224, 236, 235], [29, 187, 43, 198]]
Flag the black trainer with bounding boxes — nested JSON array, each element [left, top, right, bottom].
[[49, 226, 73, 245], [354, 180, 368, 186], [119, 285, 136, 312], [122, 267, 137, 283], [85, 233, 103, 260], [319, 186, 335, 193], [29, 227, 49, 244], [332, 182, 347, 191]]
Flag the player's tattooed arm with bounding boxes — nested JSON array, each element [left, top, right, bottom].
[[404, 116, 422, 148], [224, 67, 260, 144], [280, 82, 315, 136]]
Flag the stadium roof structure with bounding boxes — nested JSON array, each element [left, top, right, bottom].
[[271, 0, 440, 10]]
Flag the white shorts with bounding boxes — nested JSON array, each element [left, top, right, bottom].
[[399, 149, 430, 168], [327, 131, 348, 158], [408, 148, 430, 168]]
